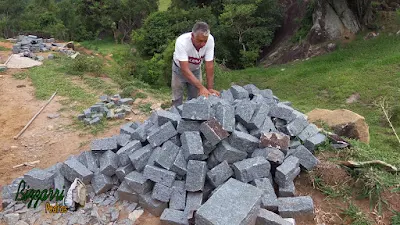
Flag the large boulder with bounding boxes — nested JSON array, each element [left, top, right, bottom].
[[306, 109, 369, 143]]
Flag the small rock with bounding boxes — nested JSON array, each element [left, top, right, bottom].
[[16, 85, 26, 88], [47, 113, 60, 119], [111, 209, 119, 222], [93, 194, 107, 204], [47, 125, 54, 131], [5, 213, 20, 225], [10, 146, 18, 150], [128, 209, 143, 222], [126, 203, 137, 213]]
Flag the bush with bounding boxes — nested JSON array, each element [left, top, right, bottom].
[[65, 55, 103, 76]]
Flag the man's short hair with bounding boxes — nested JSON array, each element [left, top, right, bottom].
[[192, 22, 210, 37]]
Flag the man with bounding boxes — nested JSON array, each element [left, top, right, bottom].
[[171, 21, 220, 106]]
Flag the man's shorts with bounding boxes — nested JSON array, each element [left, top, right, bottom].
[[171, 61, 202, 106]]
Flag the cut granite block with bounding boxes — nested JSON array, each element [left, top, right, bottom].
[[181, 131, 205, 160], [54, 171, 70, 195], [120, 123, 136, 137], [235, 100, 256, 127], [243, 84, 260, 96], [228, 130, 259, 153], [291, 145, 319, 170], [143, 165, 176, 187], [170, 180, 186, 211], [91, 137, 118, 152], [304, 133, 326, 153], [214, 101, 235, 132], [119, 98, 134, 105], [147, 121, 178, 147], [132, 120, 154, 142], [185, 160, 207, 192], [152, 183, 173, 202], [89, 117, 101, 125], [129, 144, 153, 171], [169, 135, 182, 147], [78, 151, 100, 173], [160, 208, 189, 225], [268, 103, 296, 122], [252, 147, 285, 167], [232, 157, 271, 183], [200, 118, 230, 146], [206, 160, 233, 187], [116, 140, 142, 166], [195, 178, 263, 225], [91, 173, 113, 194], [230, 85, 249, 99], [275, 156, 300, 187], [146, 146, 163, 167], [131, 121, 142, 130], [284, 116, 309, 137], [124, 171, 153, 194], [278, 196, 314, 218], [260, 132, 290, 152], [297, 124, 319, 141], [252, 178, 278, 212], [139, 192, 168, 217], [171, 149, 187, 176], [220, 89, 234, 102], [182, 97, 212, 120], [115, 164, 134, 181], [156, 141, 180, 170], [2, 177, 23, 200], [177, 105, 183, 115], [256, 209, 292, 225], [24, 168, 54, 189], [259, 89, 273, 99], [279, 180, 295, 197], [213, 140, 247, 164], [289, 140, 302, 149], [247, 104, 271, 130], [60, 158, 94, 184], [77, 114, 85, 120], [184, 192, 204, 219], [169, 106, 181, 115], [157, 109, 181, 127], [177, 120, 201, 133], [203, 139, 217, 155], [116, 133, 131, 147], [206, 153, 220, 170], [100, 150, 119, 176], [235, 122, 249, 134]]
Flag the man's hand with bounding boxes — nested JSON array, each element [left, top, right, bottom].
[[208, 89, 220, 96], [198, 86, 212, 97]]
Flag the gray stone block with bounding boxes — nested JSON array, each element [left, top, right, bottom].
[[169, 135, 182, 147], [278, 196, 314, 218], [152, 183, 173, 202], [129, 144, 153, 171], [260, 132, 290, 152], [132, 120, 154, 142], [78, 151, 100, 173], [182, 97, 212, 120], [275, 156, 300, 187], [213, 140, 247, 164], [90, 104, 103, 113], [139, 192, 169, 217], [206, 160, 233, 187], [24, 168, 54, 189], [115, 164, 134, 181], [131, 121, 142, 129], [91, 137, 118, 152], [124, 171, 153, 194], [157, 109, 181, 127], [143, 165, 176, 187], [195, 178, 263, 225], [170, 181, 186, 210], [252, 178, 278, 212], [185, 160, 207, 192], [184, 192, 203, 219], [214, 101, 235, 132], [232, 157, 271, 183], [156, 141, 180, 170], [228, 130, 259, 153], [171, 149, 187, 176], [177, 105, 183, 115], [203, 139, 217, 155], [120, 123, 136, 136], [89, 117, 101, 125], [91, 173, 113, 194], [284, 116, 309, 136], [200, 118, 230, 146], [54, 168, 70, 194], [77, 114, 85, 120], [230, 85, 249, 99], [169, 106, 181, 116], [100, 150, 119, 176], [147, 121, 178, 147], [278, 180, 295, 197], [221, 89, 234, 102], [116, 140, 142, 166], [252, 148, 285, 167], [256, 209, 292, 225], [147, 146, 163, 167], [289, 140, 301, 149], [247, 104, 271, 130], [206, 153, 220, 170], [291, 145, 319, 170], [235, 100, 256, 127], [181, 131, 205, 160], [119, 98, 134, 105], [116, 133, 131, 147], [160, 208, 189, 225], [297, 124, 319, 141], [268, 103, 296, 122], [60, 158, 94, 184], [2, 177, 23, 200], [177, 120, 201, 134], [235, 122, 249, 133], [243, 84, 260, 96], [304, 133, 326, 153]]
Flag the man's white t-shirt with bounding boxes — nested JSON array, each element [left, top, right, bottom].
[[173, 32, 214, 71]]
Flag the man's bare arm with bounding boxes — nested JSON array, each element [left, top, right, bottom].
[[205, 60, 214, 89], [179, 61, 210, 96]]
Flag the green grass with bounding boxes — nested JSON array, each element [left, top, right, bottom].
[[341, 202, 373, 225], [159, 0, 171, 11], [13, 71, 29, 80], [82, 75, 118, 96], [215, 34, 400, 168], [392, 211, 400, 225], [79, 38, 131, 65], [0, 46, 10, 51]]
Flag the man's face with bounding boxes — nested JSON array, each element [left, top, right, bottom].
[[191, 32, 208, 50]]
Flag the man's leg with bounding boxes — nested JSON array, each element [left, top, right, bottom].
[[171, 71, 184, 106], [187, 69, 202, 100]]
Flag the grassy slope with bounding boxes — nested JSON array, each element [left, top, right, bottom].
[[215, 34, 400, 167], [159, 0, 171, 11]]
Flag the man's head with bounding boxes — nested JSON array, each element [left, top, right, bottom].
[[191, 22, 210, 50]]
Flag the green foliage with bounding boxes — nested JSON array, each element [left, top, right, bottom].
[[65, 55, 104, 76], [12, 72, 29, 80], [341, 202, 373, 225], [392, 211, 400, 225], [139, 103, 152, 113], [159, 0, 172, 11], [291, 0, 315, 43]]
